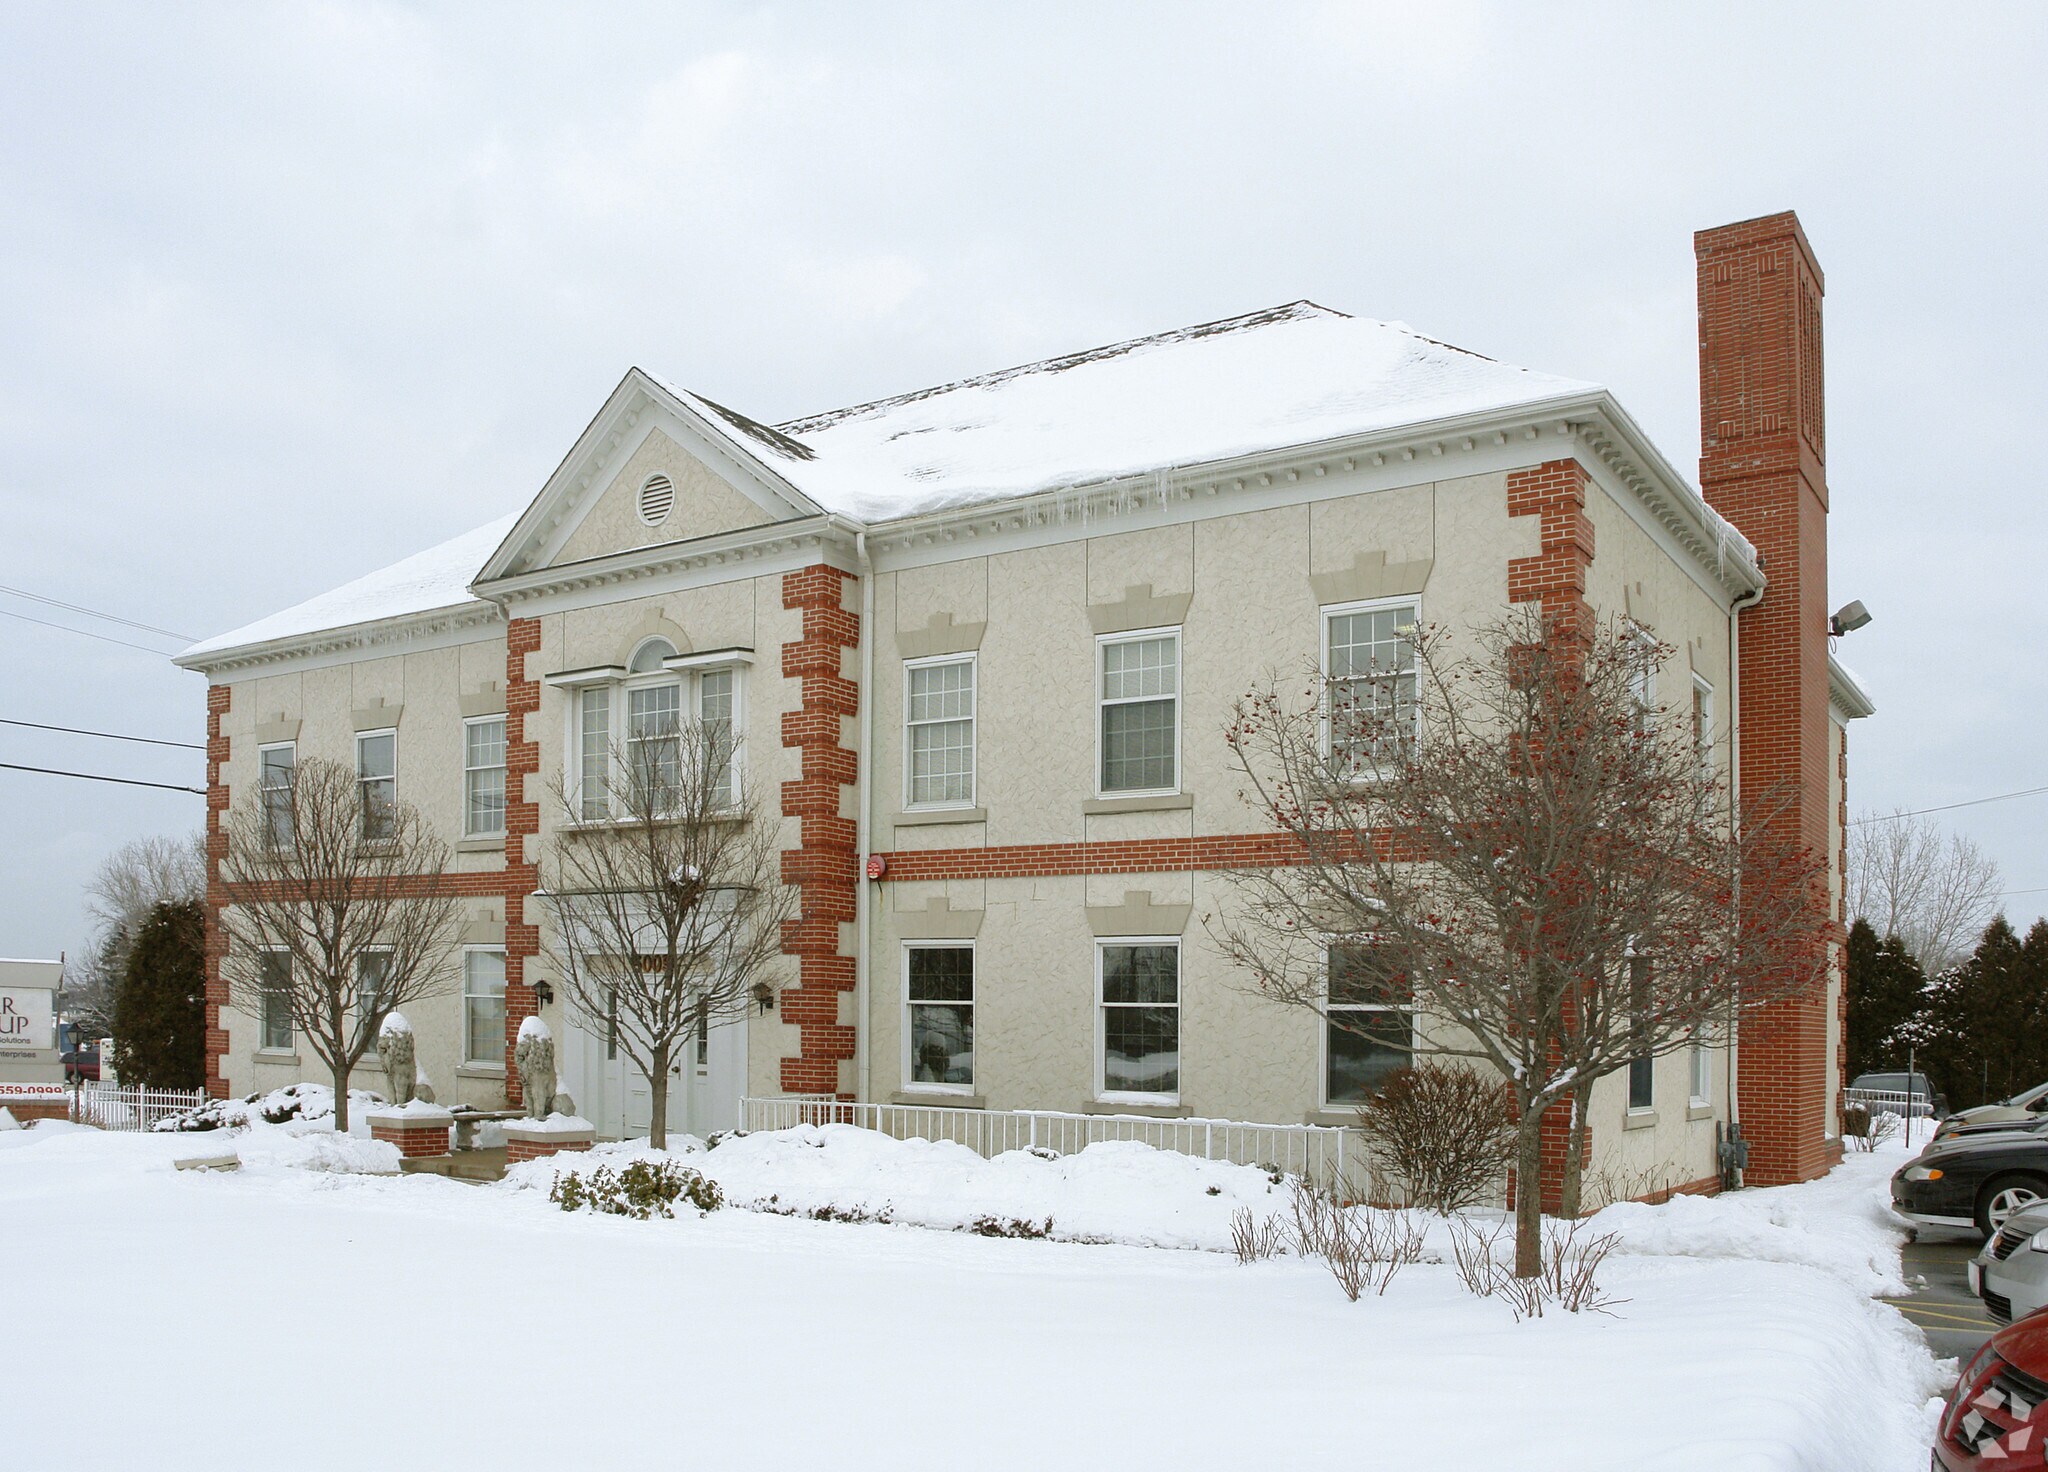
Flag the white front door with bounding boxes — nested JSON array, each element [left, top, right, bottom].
[[688, 1010, 747, 1137], [565, 1004, 747, 1142]]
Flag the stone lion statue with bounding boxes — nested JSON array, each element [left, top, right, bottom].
[[515, 1017, 557, 1120], [376, 1015, 417, 1107]]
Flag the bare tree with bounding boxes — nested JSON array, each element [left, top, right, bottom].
[[78, 833, 206, 981], [1847, 810, 2002, 974], [216, 758, 463, 1131], [1211, 610, 1827, 1277], [541, 716, 791, 1151]]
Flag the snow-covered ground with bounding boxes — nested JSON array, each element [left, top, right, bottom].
[[2, 1118, 1945, 1471]]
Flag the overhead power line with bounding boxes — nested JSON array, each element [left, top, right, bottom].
[[0, 717, 205, 751], [1851, 786, 2048, 825], [0, 606, 183, 656], [0, 581, 195, 642], [0, 760, 204, 795]]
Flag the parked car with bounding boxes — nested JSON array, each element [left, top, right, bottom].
[[1938, 1081, 2048, 1141], [1969, 1200, 2048, 1327], [1848, 1070, 1948, 1120], [1892, 1123, 2048, 1237], [1932, 1311, 2048, 1468], [59, 1046, 99, 1083]]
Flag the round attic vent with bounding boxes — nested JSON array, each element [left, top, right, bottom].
[[637, 473, 675, 527]]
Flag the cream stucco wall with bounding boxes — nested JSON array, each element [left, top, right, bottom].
[[214, 628, 518, 1110]]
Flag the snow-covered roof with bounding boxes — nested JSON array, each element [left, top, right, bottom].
[[180, 304, 1685, 664], [179, 514, 518, 660], [750, 302, 1598, 522]]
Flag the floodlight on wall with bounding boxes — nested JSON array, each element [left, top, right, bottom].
[[1829, 600, 1873, 637]]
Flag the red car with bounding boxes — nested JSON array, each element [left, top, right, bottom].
[[1935, 1312, 2048, 1467], [60, 1047, 99, 1082]]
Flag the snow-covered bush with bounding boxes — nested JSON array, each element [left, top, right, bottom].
[[550, 1158, 724, 1219], [152, 1083, 383, 1133]]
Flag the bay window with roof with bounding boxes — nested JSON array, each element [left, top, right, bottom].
[[566, 639, 744, 821]]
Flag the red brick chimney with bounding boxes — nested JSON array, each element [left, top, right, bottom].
[[1695, 212, 1835, 1185]]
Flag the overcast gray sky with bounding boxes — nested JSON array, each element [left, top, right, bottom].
[[4, 2, 2044, 964]]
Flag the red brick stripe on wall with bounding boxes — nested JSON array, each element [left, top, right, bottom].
[[780, 565, 861, 1097]]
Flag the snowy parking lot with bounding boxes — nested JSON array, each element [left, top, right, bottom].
[[1, 1117, 1947, 1471]]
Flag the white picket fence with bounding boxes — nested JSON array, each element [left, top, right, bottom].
[[740, 1096, 1353, 1179], [70, 1081, 207, 1131], [1841, 1086, 1939, 1122]]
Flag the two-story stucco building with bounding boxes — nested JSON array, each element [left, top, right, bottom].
[[177, 211, 1871, 1195]]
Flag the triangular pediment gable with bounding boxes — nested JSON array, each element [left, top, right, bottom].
[[476, 370, 825, 585]]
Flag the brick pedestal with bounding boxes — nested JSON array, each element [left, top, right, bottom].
[[504, 1116, 596, 1164], [367, 1104, 454, 1158], [0, 1097, 70, 1126]]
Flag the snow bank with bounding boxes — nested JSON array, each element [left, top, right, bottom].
[[3, 1118, 1947, 1469], [504, 1125, 1316, 1249], [517, 1015, 549, 1042], [1593, 1144, 1916, 1296], [229, 1129, 402, 1176]]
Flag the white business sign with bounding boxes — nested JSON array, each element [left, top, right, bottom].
[[0, 988, 56, 1056]]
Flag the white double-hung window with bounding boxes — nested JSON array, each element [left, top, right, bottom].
[[463, 948, 507, 1067], [463, 716, 507, 837], [258, 743, 296, 851], [565, 639, 745, 820], [1097, 630, 1180, 795], [1324, 598, 1418, 775], [1098, 940, 1179, 1101], [904, 943, 975, 1090], [356, 729, 397, 842], [1324, 943, 1415, 1105], [905, 655, 975, 808], [1691, 676, 1715, 782], [258, 950, 293, 1052]]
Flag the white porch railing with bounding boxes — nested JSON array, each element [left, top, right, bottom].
[[1841, 1086, 1939, 1121], [740, 1096, 1353, 1179], [72, 1082, 208, 1131]]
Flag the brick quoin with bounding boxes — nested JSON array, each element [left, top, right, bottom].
[[1698, 212, 1835, 1186], [1506, 457, 1597, 1211], [202, 683, 232, 1097], [779, 565, 862, 1098], [500, 617, 543, 1105]]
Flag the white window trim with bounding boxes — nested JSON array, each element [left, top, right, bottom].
[[257, 740, 296, 850], [900, 940, 975, 1095], [1319, 594, 1421, 775], [461, 945, 508, 1068], [1691, 673, 1715, 781], [355, 727, 398, 841], [902, 652, 978, 811], [257, 948, 294, 1053], [1094, 936, 1181, 1105], [1627, 624, 1659, 729], [462, 714, 508, 838], [1688, 1034, 1713, 1108], [1093, 626, 1183, 800], [566, 661, 747, 825], [1318, 942, 1418, 1110]]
